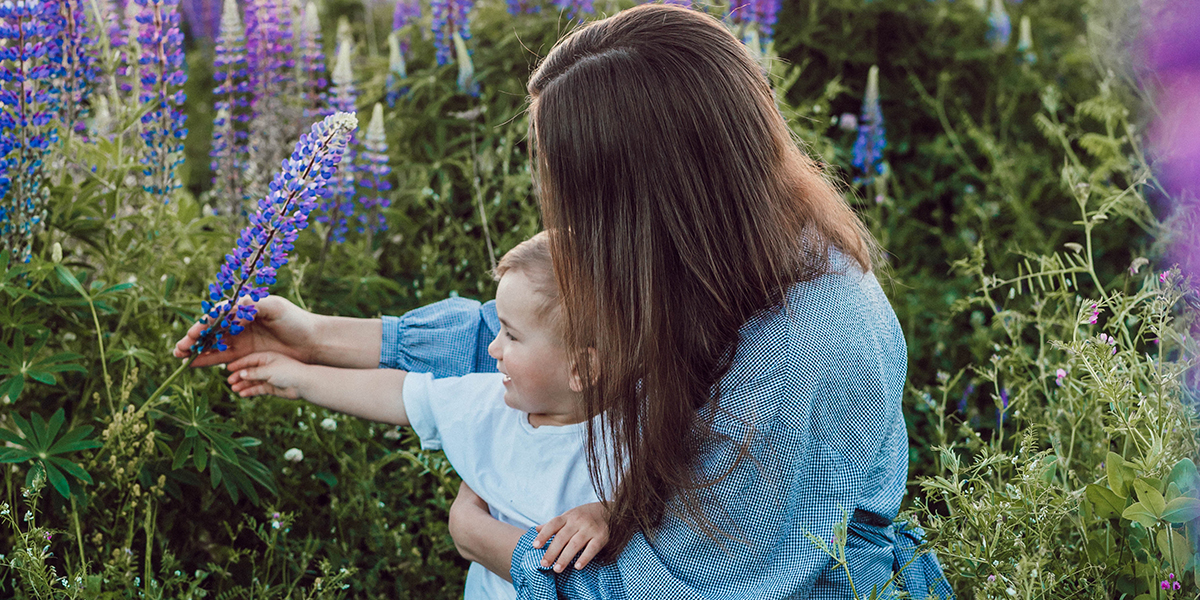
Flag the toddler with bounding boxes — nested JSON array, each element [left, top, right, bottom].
[[224, 232, 607, 599]]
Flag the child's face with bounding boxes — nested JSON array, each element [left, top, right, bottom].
[[487, 270, 582, 426]]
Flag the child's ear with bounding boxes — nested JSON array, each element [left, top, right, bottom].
[[568, 348, 598, 393]]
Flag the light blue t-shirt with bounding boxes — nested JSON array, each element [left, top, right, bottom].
[[402, 372, 603, 600]]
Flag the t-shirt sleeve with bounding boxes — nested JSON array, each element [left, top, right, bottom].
[[401, 371, 505, 460], [380, 297, 500, 376], [401, 371, 443, 451]]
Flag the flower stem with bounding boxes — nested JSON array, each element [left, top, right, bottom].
[[145, 356, 196, 405]]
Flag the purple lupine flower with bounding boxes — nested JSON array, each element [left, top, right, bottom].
[[56, 0, 99, 136], [552, 0, 592, 21], [101, 0, 123, 46], [212, 0, 250, 217], [393, 0, 419, 34], [996, 387, 1009, 426], [986, 0, 1010, 50], [386, 30, 409, 107], [751, 0, 779, 43], [180, 0, 220, 42], [431, 0, 473, 66], [505, 0, 538, 15], [192, 112, 358, 355], [356, 103, 391, 235], [0, 0, 65, 265], [852, 65, 887, 183], [957, 383, 974, 414], [317, 39, 358, 243], [244, 0, 297, 201], [298, 1, 327, 122], [135, 0, 189, 201]]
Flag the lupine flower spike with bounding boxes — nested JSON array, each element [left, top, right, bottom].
[[180, 0, 221, 42], [212, 0, 250, 217], [192, 112, 358, 355], [986, 0, 1011, 51], [0, 0, 65, 265], [316, 39, 359, 244], [57, 0, 99, 136], [1016, 15, 1034, 64], [245, 0, 297, 202], [751, 0, 780, 45], [452, 30, 479, 96], [135, 0, 189, 202], [552, 0, 593, 21], [431, 0, 473, 66], [386, 32, 409, 106], [852, 65, 887, 187], [298, 2, 328, 121], [356, 103, 392, 235]]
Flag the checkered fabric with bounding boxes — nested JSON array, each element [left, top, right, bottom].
[[380, 257, 954, 600]]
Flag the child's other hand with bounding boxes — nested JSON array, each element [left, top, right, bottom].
[[225, 351, 308, 399], [532, 502, 609, 572]]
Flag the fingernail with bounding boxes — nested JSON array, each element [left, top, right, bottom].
[[554, 564, 563, 573], [540, 560, 549, 568]]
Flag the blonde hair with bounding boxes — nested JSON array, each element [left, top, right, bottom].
[[492, 231, 563, 333]]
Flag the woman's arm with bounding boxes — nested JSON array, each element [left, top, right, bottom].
[[449, 482, 525, 582]]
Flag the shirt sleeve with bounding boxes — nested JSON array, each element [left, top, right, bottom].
[[379, 297, 500, 376]]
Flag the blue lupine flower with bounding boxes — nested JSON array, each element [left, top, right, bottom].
[[180, 0, 220, 42], [386, 31, 409, 107], [316, 39, 359, 243], [212, 0, 250, 216], [986, 0, 1010, 50], [298, 2, 328, 120], [387, 0, 419, 105], [135, 0, 189, 202], [244, 0, 296, 201], [356, 103, 392, 235], [1, 0, 64, 265], [505, 0, 539, 15], [751, 0, 780, 43], [851, 65, 887, 183], [552, 0, 592, 21], [192, 112, 358, 355], [57, 0, 99, 136], [431, 0, 472, 66]]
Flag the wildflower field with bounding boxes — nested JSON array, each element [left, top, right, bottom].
[[0, 0, 1198, 597]]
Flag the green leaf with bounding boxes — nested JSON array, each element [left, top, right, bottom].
[[1167, 482, 1183, 502], [48, 457, 94, 485], [44, 409, 66, 447], [1107, 451, 1130, 497], [41, 460, 71, 499], [48, 426, 99, 454], [0, 427, 27, 447], [1157, 528, 1192, 574], [18, 413, 43, 449], [0, 448, 37, 463], [0, 377, 21, 403], [1087, 484, 1126, 519], [1123, 502, 1158, 528], [1134, 479, 1166, 517], [1162, 497, 1200, 524], [172, 437, 195, 470], [27, 370, 57, 385], [54, 265, 88, 298], [1168, 459, 1199, 491], [194, 443, 209, 472]]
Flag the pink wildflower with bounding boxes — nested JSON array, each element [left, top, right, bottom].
[[1055, 368, 1067, 386], [1160, 271, 1170, 284]]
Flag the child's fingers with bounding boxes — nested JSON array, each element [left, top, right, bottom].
[[539, 526, 576, 568], [574, 538, 605, 570], [552, 535, 588, 573], [533, 516, 565, 549]]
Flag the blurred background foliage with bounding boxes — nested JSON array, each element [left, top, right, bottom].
[[1, 0, 1196, 597]]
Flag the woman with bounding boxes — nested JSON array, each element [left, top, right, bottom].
[[176, 4, 952, 598]]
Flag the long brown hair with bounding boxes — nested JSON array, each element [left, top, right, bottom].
[[527, 4, 878, 558]]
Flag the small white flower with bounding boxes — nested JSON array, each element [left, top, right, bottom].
[[383, 427, 402, 440], [1006, 587, 1017, 596], [320, 418, 337, 431], [183, 256, 191, 265], [283, 448, 304, 463]]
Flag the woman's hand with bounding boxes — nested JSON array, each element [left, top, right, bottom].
[[449, 482, 525, 581], [173, 296, 319, 367]]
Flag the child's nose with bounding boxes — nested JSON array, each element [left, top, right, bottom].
[[487, 334, 502, 360]]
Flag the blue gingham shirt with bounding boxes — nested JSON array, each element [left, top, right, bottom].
[[380, 255, 954, 600]]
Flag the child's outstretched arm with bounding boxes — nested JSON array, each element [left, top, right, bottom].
[[531, 502, 609, 573], [225, 352, 410, 426]]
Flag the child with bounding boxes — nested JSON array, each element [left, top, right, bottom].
[[223, 232, 608, 599]]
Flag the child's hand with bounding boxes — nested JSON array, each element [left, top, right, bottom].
[[532, 502, 609, 572], [225, 351, 310, 399]]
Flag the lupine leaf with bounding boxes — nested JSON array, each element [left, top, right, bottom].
[[44, 409, 66, 447], [47, 426, 98, 454], [27, 370, 56, 385], [0, 448, 37, 463], [41, 460, 71, 499], [48, 456, 93, 485], [12, 413, 39, 449], [54, 265, 88, 297]]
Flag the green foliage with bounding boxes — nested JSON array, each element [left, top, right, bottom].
[[0, 0, 1195, 597]]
